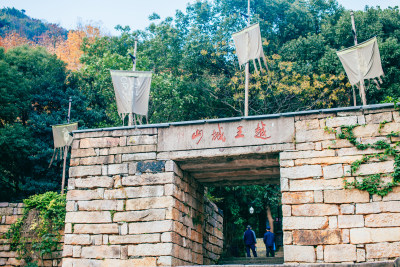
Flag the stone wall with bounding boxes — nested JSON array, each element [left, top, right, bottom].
[[63, 128, 223, 266], [282, 107, 400, 263], [63, 104, 400, 265], [0, 203, 63, 266]]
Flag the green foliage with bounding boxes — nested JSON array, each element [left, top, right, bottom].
[[326, 124, 400, 196], [0, 46, 98, 201], [5, 192, 66, 263]]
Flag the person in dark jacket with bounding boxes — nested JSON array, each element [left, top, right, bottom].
[[243, 225, 258, 257], [263, 226, 275, 257]]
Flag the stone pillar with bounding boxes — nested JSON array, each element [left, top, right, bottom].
[[62, 127, 223, 266]]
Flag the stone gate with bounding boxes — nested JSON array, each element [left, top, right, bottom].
[[62, 103, 400, 266]]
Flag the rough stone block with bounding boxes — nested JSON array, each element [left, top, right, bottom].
[[324, 189, 369, 203], [337, 147, 384, 157], [80, 137, 120, 148], [356, 201, 400, 214], [282, 205, 291, 216], [338, 215, 364, 228], [128, 243, 173, 256], [81, 245, 121, 259], [281, 165, 322, 179], [365, 213, 400, 227], [79, 155, 115, 166], [122, 173, 174, 186], [282, 191, 314, 204], [109, 234, 160, 244], [280, 178, 289, 192], [283, 216, 328, 230], [383, 186, 400, 201], [74, 177, 114, 189], [62, 245, 73, 257], [317, 245, 323, 260], [295, 155, 363, 165], [77, 200, 123, 211], [322, 139, 353, 149], [296, 129, 335, 143], [289, 178, 344, 191], [71, 148, 96, 158], [365, 112, 392, 124], [326, 116, 358, 128], [355, 161, 394, 176], [291, 204, 338, 216], [284, 245, 316, 262], [69, 165, 102, 178], [283, 231, 292, 245], [314, 190, 323, 203], [108, 164, 128, 175], [353, 124, 380, 137], [129, 220, 173, 234], [74, 223, 118, 234], [66, 190, 102, 201], [127, 135, 157, 145], [122, 152, 157, 162], [280, 150, 335, 160], [323, 164, 344, 179], [113, 209, 165, 222], [324, 244, 356, 262], [109, 145, 156, 155], [342, 228, 349, 243], [365, 242, 400, 259], [329, 216, 337, 229], [350, 227, 400, 243], [340, 204, 355, 214], [65, 211, 111, 223], [72, 246, 81, 258], [64, 234, 91, 245], [292, 229, 341, 245], [295, 119, 320, 130], [280, 160, 294, 167], [357, 248, 366, 262], [125, 196, 175, 211], [295, 142, 315, 151], [104, 186, 164, 199]]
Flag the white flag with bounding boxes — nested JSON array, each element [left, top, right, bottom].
[[336, 37, 384, 86], [52, 122, 78, 148], [232, 23, 266, 70], [110, 70, 152, 117]]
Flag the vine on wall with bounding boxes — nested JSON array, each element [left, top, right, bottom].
[[5, 191, 66, 265], [325, 122, 400, 196]]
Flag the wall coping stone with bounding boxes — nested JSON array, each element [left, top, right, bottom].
[[72, 103, 397, 134]]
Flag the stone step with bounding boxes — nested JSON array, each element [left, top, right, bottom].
[[218, 256, 284, 265]]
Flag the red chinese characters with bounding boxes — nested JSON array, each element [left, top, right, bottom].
[[254, 121, 271, 140], [212, 124, 226, 142], [235, 126, 244, 138], [192, 129, 203, 144]]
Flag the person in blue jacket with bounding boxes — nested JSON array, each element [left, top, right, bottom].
[[263, 226, 275, 257], [243, 225, 258, 257]]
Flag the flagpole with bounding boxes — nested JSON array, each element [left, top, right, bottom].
[[244, 0, 250, 117], [129, 38, 138, 126], [61, 97, 72, 195], [350, 10, 367, 106]]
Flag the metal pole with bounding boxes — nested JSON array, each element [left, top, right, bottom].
[[129, 39, 138, 126], [244, 0, 250, 117], [61, 97, 72, 195], [350, 10, 367, 106]]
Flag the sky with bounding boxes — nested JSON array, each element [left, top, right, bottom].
[[1, 0, 398, 36]]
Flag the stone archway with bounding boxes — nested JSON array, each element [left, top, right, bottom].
[[63, 103, 400, 266]]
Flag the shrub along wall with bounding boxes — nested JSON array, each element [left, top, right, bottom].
[[0, 202, 63, 266]]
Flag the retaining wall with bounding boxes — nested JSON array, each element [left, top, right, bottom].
[[0, 203, 63, 266]]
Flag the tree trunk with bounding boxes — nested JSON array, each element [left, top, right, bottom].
[[266, 205, 274, 233]]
